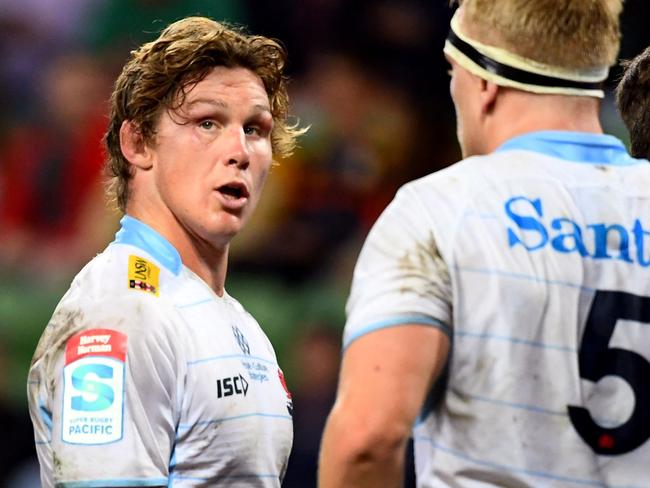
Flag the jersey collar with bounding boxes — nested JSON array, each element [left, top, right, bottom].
[[114, 215, 183, 275], [495, 130, 640, 166]]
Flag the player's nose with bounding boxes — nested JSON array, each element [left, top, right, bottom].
[[222, 126, 250, 170]]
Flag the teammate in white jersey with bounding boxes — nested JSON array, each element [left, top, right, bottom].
[[27, 17, 304, 488], [617, 45, 650, 160], [320, 1, 650, 487]]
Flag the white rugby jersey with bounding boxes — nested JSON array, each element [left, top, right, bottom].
[[28, 216, 294, 488], [345, 131, 650, 487]]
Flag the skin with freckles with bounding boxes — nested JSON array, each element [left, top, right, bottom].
[[120, 66, 274, 293]]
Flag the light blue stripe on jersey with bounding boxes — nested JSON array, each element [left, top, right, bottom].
[[174, 474, 279, 480], [57, 479, 168, 488], [114, 215, 183, 275], [454, 266, 594, 350], [463, 391, 621, 427], [458, 264, 597, 292], [39, 402, 53, 431], [186, 353, 278, 366], [456, 329, 576, 353], [413, 437, 643, 488], [465, 392, 567, 417], [344, 315, 451, 349], [495, 130, 642, 166]]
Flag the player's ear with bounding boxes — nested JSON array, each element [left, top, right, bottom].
[[479, 78, 499, 115], [120, 120, 153, 170]]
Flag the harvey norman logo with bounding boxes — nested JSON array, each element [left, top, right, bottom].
[[77, 334, 112, 355]]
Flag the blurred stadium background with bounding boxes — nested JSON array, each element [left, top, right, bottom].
[[1, 0, 649, 486]]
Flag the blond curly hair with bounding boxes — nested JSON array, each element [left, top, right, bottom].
[[105, 17, 304, 212]]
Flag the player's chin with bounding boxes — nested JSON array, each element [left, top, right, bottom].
[[205, 212, 247, 242]]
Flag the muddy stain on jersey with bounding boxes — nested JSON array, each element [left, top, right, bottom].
[[397, 231, 451, 300]]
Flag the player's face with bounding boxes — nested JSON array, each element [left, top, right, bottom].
[[147, 66, 273, 250], [447, 57, 482, 158]]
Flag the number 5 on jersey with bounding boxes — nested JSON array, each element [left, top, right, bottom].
[[568, 290, 650, 455]]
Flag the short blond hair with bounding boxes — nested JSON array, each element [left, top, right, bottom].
[[105, 17, 304, 212], [456, 0, 622, 70]]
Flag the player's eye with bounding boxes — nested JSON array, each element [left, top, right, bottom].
[[199, 120, 216, 130], [244, 125, 261, 136]]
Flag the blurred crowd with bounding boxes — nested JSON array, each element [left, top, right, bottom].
[[1, 0, 649, 486]]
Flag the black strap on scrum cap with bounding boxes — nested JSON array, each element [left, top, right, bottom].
[[446, 29, 603, 91]]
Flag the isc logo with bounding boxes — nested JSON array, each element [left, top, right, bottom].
[[216, 374, 249, 398]]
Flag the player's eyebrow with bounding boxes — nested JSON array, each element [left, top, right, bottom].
[[186, 98, 271, 114], [186, 98, 228, 109], [251, 103, 272, 114]]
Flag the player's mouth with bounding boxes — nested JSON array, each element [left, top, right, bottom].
[[215, 181, 250, 210]]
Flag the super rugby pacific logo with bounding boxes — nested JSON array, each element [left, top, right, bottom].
[[62, 329, 127, 445], [70, 363, 115, 411]]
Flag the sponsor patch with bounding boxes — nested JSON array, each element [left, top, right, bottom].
[[278, 368, 293, 416], [62, 329, 127, 445], [128, 255, 160, 296], [216, 373, 249, 398]]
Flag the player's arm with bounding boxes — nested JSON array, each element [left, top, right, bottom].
[[41, 295, 183, 488], [319, 181, 454, 487], [318, 324, 449, 488]]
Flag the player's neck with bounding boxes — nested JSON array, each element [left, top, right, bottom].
[[125, 206, 230, 296], [179, 239, 229, 297], [485, 92, 603, 153], [159, 227, 230, 297]]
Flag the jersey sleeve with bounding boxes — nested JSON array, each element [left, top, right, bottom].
[[36, 294, 185, 487], [343, 184, 452, 348]]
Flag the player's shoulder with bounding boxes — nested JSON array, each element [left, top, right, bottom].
[[71, 242, 178, 304], [390, 154, 495, 217], [32, 246, 184, 367], [53, 244, 182, 338], [406, 151, 521, 192]]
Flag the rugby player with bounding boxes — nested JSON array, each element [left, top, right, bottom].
[[319, 1, 650, 486], [28, 16, 304, 488]]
